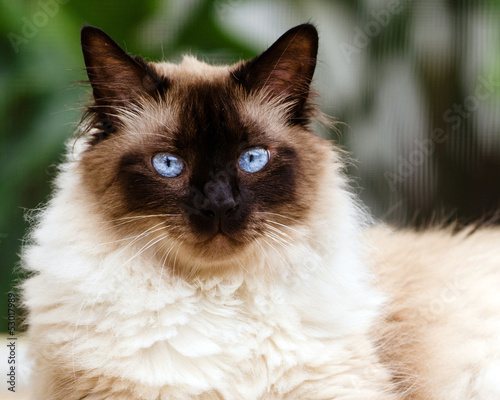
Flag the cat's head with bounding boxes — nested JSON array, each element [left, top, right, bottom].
[[79, 24, 335, 271]]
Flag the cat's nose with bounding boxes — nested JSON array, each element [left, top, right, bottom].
[[201, 178, 238, 224]]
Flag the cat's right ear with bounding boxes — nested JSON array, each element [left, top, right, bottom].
[[81, 26, 163, 119]]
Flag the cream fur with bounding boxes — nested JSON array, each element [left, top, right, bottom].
[[371, 226, 500, 399], [21, 56, 500, 400], [22, 138, 396, 399]]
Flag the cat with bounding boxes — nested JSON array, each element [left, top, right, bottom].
[[20, 23, 500, 399]]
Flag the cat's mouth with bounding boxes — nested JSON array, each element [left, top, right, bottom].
[[183, 231, 249, 263], [203, 231, 245, 250]]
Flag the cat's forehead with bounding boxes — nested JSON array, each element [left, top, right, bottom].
[[153, 55, 233, 85], [120, 57, 288, 145], [81, 24, 319, 151], [152, 56, 287, 122]]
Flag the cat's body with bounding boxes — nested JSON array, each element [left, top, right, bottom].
[[23, 135, 394, 399], [21, 24, 500, 399], [372, 226, 500, 399]]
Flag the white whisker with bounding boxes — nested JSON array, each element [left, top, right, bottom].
[[264, 222, 321, 276], [255, 211, 301, 223], [156, 233, 185, 325], [112, 214, 178, 221], [113, 223, 167, 255], [265, 225, 295, 246], [260, 237, 292, 272], [97, 225, 170, 247], [265, 219, 320, 244], [123, 233, 170, 267]]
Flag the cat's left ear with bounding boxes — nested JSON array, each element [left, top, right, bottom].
[[233, 24, 318, 124]]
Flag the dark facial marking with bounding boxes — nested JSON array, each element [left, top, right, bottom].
[[108, 77, 301, 242], [80, 24, 322, 258]]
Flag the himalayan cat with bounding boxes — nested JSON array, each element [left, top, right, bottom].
[[21, 24, 500, 399]]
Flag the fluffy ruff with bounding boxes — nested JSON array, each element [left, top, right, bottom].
[[22, 144, 500, 400], [21, 140, 396, 399]]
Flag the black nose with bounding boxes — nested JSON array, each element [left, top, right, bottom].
[[201, 177, 238, 223]]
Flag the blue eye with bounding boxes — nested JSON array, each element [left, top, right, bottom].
[[152, 153, 184, 177], [238, 147, 270, 173]]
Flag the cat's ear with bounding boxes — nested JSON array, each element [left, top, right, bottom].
[[81, 26, 163, 117], [234, 24, 318, 123]]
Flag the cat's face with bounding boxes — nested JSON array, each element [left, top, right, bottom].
[[79, 24, 331, 269]]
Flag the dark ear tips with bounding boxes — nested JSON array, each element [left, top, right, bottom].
[[80, 25, 95, 44], [80, 25, 122, 62], [283, 23, 319, 51], [81, 25, 102, 45], [80, 25, 164, 123], [233, 23, 319, 123]]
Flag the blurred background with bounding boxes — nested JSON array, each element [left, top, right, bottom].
[[1, 0, 500, 332]]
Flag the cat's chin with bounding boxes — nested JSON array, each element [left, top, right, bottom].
[[179, 233, 251, 268]]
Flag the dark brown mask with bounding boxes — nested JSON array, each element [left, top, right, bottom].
[[79, 24, 330, 269]]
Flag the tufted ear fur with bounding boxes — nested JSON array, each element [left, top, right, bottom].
[[233, 24, 318, 124], [81, 26, 165, 124]]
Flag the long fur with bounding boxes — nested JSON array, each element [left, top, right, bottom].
[[22, 132, 396, 399], [21, 26, 500, 400]]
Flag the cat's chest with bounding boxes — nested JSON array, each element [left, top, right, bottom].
[[75, 273, 322, 389]]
